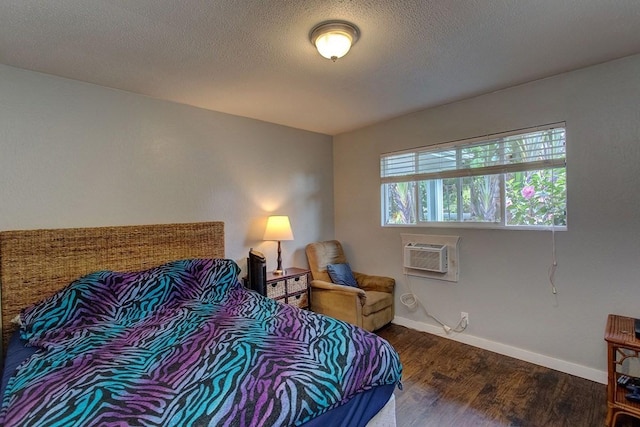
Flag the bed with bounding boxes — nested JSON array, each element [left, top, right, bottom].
[[0, 222, 401, 426]]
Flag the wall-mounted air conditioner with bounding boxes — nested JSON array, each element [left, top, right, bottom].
[[403, 243, 448, 273]]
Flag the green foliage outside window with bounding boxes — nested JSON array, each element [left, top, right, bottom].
[[386, 182, 415, 224], [506, 169, 566, 226]]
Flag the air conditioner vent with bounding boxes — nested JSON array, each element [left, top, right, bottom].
[[403, 243, 448, 273]]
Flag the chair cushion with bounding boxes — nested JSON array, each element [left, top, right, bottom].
[[362, 291, 393, 316], [306, 240, 348, 283], [326, 263, 358, 287]]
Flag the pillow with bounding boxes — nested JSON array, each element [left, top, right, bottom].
[[326, 263, 358, 287], [20, 258, 241, 341]]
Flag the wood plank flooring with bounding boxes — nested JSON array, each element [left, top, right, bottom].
[[375, 324, 615, 427]]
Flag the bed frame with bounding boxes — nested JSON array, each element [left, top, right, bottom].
[[0, 222, 225, 353]]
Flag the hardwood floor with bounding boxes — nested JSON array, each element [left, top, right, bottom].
[[376, 324, 614, 427]]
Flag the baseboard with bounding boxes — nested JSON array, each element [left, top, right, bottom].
[[392, 316, 607, 384]]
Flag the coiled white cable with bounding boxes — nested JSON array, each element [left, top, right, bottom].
[[400, 275, 467, 334]]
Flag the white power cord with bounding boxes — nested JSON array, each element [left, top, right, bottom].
[[400, 275, 468, 334], [549, 226, 558, 295], [548, 166, 559, 296]]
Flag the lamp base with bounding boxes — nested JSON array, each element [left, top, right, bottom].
[[274, 240, 284, 275]]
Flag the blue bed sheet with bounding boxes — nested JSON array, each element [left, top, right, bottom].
[[0, 331, 36, 398]]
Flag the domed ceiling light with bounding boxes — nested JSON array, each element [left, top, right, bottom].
[[310, 20, 360, 62]]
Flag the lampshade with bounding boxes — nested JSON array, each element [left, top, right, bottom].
[[263, 216, 294, 241], [310, 21, 360, 61]]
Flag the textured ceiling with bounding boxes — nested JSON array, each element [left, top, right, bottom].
[[1, 0, 640, 135]]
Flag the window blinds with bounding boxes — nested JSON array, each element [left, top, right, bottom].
[[381, 124, 566, 183]]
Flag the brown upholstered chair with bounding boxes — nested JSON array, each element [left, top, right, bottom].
[[305, 240, 395, 331]]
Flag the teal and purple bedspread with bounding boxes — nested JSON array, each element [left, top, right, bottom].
[[0, 259, 402, 426]]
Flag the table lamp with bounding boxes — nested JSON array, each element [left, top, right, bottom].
[[263, 215, 294, 275]]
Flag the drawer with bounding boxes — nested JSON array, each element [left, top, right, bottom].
[[287, 274, 308, 294], [266, 279, 286, 299], [287, 291, 308, 309]]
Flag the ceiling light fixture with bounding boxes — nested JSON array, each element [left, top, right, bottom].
[[310, 20, 360, 62]]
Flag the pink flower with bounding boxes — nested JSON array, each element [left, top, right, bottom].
[[521, 185, 535, 200]]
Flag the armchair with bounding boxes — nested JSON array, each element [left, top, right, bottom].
[[305, 240, 395, 331]]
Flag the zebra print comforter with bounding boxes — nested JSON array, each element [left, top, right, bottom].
[[0, 258, 402, 427]]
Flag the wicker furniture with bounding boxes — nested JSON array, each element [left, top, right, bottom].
[[0, 222, 225, 354], [605, 314, 640, 426], [305, 240, 394, 331], [265, 268, 311, 310]]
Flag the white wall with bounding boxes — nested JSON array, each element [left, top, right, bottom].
[[0, 64, 334, 273], [333, 54, 640, 382], [3, 54, 639, 382]]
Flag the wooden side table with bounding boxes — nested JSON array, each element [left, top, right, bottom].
[[265, 267, 311, 310], [605, 314, 640, 426]]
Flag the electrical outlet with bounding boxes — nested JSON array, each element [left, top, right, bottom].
[[461, 312, 469, 325]]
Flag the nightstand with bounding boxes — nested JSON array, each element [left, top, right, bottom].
[[265, 268, 311, 310], [605, 314, 640, 426]]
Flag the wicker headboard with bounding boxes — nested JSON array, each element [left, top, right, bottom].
[[0, 222, 225, 352]]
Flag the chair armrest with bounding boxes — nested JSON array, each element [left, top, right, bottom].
[[309, 279, 366, 327], [310, 279, 366, 297], [353, 272, 395, 293]]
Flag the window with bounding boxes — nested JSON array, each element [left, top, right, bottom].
[[381, 124, 566, 229]]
